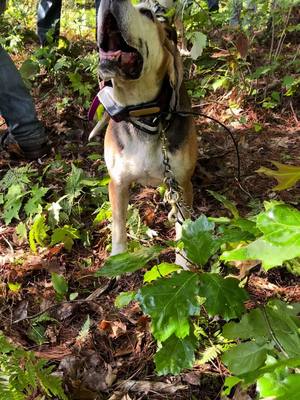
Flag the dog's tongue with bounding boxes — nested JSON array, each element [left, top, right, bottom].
[[100, 48, 122, 61], [100, 48, 137, 66]]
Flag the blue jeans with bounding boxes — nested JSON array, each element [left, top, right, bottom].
[[207, 0, 219, 12], [37, 0, 101, 45], [0, 45, 46, 154]]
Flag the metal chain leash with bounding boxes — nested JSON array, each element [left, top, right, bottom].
[[160, 126, 195, 224]]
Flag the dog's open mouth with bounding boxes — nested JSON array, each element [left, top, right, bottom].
[[99, 13, 143, 79]]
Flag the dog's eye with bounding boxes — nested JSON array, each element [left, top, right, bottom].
[[139, 8, 154, 21]]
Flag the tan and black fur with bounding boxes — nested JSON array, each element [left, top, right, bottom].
[[96, 0, 197, 265]]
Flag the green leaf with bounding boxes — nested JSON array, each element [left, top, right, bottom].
[[24, 185, 48, 217], [222, 376, 242, 396], [212, 76, 230, 91], [221, 204, 300, 269], [69, 292, 78, 301], [115, 291, 136, 308], [27, 324, 46, 345], [231, 218, 260, 237], [282, 75, 295, 88], [19, 59, 40, 81], [218, 225, 254, 243], [8, 282, 21, 293], [266, 300, 300, 358], [256, 204, 300, 245], [190, 31, 207, 60], [181, 216, 221, 266], [257, 161, 300, 191], [223, 308, 269, 340], [29, 214, 49, 253], [95, 246, 162, 277], [51, 273, 68, 296], [93, 201, 112, 224], [143, 263, 181, 283], [137, 271, 199, 341], [222, 342, 269, 375], [243, 357, 300, 385], [221, 237, 300, 270], [154, 334, 197, 375], [16, 222, 27, 240], [207, 190, 239, 219], [199, 273, 248, 320], [257, 366, 300, 400], [50, 225, 80, 251], [65, 164, 86, 207], [2, 184, 26, 224]]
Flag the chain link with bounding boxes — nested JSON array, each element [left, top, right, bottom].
[[160, 127, 195, 224]]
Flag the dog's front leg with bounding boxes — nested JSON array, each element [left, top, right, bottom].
[[175, 179, 193, 268], [109, 179, 129, 255]]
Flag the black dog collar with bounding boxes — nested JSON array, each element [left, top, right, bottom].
[[88, 78, 174, 134]]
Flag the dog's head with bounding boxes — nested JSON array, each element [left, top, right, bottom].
[[97, 0, 182, 93]]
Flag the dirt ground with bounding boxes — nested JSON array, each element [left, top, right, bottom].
[[1, 35, 300, 400]]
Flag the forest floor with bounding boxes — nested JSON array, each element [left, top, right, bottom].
[[1, 22, 300, 400]]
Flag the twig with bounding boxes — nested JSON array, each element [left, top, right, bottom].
[[289, 100, 299, 125]]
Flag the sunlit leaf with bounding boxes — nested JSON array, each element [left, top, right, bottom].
[[143, 263, 181, 283], [257, 161, 300, 191], [95, 246, 162, 277], [115, 291, 136, 308], [182, 216, 221, 266], [199, 273, 248, 320], [137, 271, 199, 341], [154, 334, 197, 375]]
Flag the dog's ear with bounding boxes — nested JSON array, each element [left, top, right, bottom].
[[163, 23, 178, 45], [164, 36, 183, 107]]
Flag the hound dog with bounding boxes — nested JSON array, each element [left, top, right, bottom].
[[94, 0, 197, 265]]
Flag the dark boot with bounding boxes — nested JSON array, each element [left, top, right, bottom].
[[0, 45, 48, 159], [37, 0, 62, 46]]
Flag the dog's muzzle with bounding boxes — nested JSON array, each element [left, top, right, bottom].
[[99, 11, 143, 79]]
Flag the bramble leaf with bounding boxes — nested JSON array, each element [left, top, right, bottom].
[[256, 204, 300, 245], [95, 246, 162, 277], [137, 271, 199, 342], [2, 184, 26, 224], [181, 216, 221, 266], [221, 238, 300, 270], [199, 273, 248, 320], [143, 263, 181, 283], [154, 334, 197, 375], [257, 161, 300, 190], [223, 308, 269, 340], [222, 342, 269, 375], [24, 185, 48, 217], [221, 204, 300, 270], [257, 363, 300, 400]]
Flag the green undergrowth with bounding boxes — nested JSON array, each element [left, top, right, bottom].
[[0, 333, 67, 399], [96, 196, 300, 398]]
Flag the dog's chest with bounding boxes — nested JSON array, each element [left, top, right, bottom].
[[106, 136, 165, 186]]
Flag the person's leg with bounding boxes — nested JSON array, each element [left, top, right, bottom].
[[207, 0, 219, 12], [230, 0, 242, 26], [37, 0, 62, 45], [0, 45, 48, 158]]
